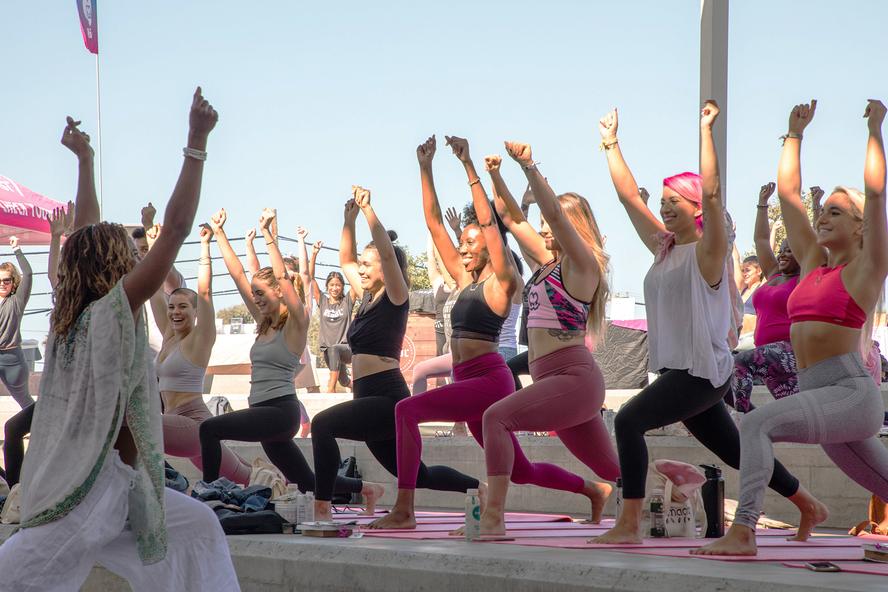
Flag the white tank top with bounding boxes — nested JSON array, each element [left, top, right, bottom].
[[643, 242, 733, 387]]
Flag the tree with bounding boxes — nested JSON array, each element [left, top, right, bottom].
[[217, 304, 254, 325], [403, 245, 431, 290]]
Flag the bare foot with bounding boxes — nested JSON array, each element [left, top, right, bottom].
[[366, 508, 416, 530], [314, 500, 333, 522], [691, 524, 757, 556], [589, 520, 642, 544], [579, 480, 613, 524], [479, 509, 506, 537], [448, 525, 465, 537], [359, 482, 385, 516], [787, 486, 829, 542]]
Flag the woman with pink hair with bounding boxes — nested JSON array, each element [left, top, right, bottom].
[[593, 103, 819, 545]]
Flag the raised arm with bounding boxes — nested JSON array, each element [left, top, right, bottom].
[[754, 182, 779, 278], [486, 155, 550, 267], [309, 239, 322, 302], [211, 209, 260, 320], [426, 234, 444, 290], [186, 224, 217, 364], [8, 237, 32, 308], [417, 136, 467, 284], [696, 100, 729, 286], [860, 100, 888, 280], [777, 100, 823, 272], [260, 209, 308, 331], [444, 136, 515, 293], [244, 228, 260, 275], [598, 109, 665, 254], [339, 199, 364, 299], [809, 186, 824, 225], [353, 186, 409, 305], [504, 142, 600, 282], [60, 117, 98, 230], [124, 88, 217, 314], [46, 202, 72, 290], [295, 226, 312, 314]]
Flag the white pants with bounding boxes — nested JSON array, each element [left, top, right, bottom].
[[0, 452, 240, 592]]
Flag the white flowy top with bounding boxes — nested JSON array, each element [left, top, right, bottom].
[[643, 242, 733, 387]]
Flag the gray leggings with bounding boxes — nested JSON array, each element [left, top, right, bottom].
[[735, 352, 888, 529], [0, 347, 32, 408]]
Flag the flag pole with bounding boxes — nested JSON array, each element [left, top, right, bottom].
[[94, 51, 104, 217]]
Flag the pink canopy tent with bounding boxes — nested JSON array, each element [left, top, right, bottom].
[[0, 175, 65, 245]]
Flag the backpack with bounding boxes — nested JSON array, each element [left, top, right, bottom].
[[332, 456, 362, 506]]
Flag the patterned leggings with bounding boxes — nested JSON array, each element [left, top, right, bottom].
[[728, 340, 798, 413]]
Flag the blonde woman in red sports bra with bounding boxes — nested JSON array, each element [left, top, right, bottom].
[[695, 99, 888, 556]]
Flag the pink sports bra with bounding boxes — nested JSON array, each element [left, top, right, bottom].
[[524, 260, 591, 332], [786, 265, 867, 329]]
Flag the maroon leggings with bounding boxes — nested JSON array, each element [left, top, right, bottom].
[[395, 352, 590, 493]]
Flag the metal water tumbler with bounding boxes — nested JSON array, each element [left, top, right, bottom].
[[700, 464, 725, 538]]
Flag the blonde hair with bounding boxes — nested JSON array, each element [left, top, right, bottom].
[[832, 186, 865, 220], [253, 267, 289, 336], [557, 192, 610, 340], [0, 263, 22, 295], [52, 223, 135, 335], [282, 256, 307, 304]]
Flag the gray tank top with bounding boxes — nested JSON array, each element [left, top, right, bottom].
[[249, 329, 303, 405]]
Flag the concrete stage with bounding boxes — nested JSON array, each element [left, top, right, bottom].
[[1, 522, 882, 592]]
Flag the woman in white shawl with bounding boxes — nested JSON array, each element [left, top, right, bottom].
[[0, 88, 239, 592]]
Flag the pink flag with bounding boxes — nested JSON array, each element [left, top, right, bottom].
[[76, 0, 98, 54], [0, 175, 66, 245]]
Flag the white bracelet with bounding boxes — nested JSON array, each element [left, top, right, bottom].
[[522, 161, 541, 171], [183, 147, 208, 161]]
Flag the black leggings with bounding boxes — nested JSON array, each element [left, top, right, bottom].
[[199, 394, 359, 494], [3, 402, 33, 487], [311, 368, 479, 502], [507, 351, 529, 392], [614, 368, 801, 500]]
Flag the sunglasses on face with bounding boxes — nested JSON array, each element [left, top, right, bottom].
[[0, 279, 13, 285]]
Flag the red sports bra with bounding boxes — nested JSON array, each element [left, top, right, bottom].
[[786, 264, 867, 329]]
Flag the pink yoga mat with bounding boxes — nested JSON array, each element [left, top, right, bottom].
[[363, 521, 600, 533], [342, 512, 574, 525], [783, 561, 888, 576], [618, 545, 865, 561], [364, 528, 608, 540], [491, 536, 870, 550]]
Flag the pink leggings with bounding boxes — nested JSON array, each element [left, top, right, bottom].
[[411, 353, 453, 394], [163, 397, 253, 484], [482, 345, 620, 482], [395, 352, 589, 493]]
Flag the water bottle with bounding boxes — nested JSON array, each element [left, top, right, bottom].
[[649, 488, 666, 538], [614, 478, 623, 520], [286, 484, 299, 500], [295, 493, 307, 525], [700, 464, 725, 538], [464, 488, 481, 541], [304, 491, 316, 523]]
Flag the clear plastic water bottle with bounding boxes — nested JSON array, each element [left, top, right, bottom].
[[464, 488, 481, 541], [615, 478, 623, 520], [304, 491, 316, 523], [649, 488, 666, 538], [295, 493, 307, 525]]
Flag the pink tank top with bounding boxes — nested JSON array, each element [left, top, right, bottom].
[[750, 274, 799, 346], [524, 260, 591, 332]]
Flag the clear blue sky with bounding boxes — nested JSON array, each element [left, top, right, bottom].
[[3, 1, 888, 340]]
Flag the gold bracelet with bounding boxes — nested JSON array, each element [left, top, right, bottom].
[[599, 139, 618, 151], [468, 178, 481, 187]]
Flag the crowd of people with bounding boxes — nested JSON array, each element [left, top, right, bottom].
[[0, 87, 885, 589]]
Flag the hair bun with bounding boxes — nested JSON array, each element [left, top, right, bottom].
[[387, 229, 398, 242]]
